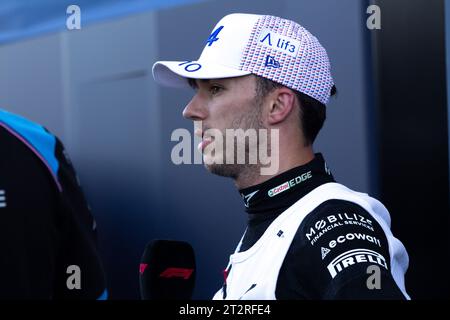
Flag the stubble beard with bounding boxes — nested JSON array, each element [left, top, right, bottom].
[[204, 98, 268, 183]]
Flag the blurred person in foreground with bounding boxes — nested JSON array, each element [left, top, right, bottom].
[[0, 108, 107, 299]]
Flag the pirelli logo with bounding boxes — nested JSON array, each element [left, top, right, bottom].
[[0, 190, 6, 208], [327, 248, 388, 279]]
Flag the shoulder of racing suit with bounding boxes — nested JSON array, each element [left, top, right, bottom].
[[276, 198, 410, 299]]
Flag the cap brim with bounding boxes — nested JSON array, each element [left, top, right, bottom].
[[152, 60, 251, 88]]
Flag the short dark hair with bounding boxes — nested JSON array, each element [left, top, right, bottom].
[[254, 76, 337, 146]]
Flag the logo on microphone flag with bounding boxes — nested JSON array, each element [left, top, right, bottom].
[[159, 268, 194, 280], [139, 263, 148, 275]]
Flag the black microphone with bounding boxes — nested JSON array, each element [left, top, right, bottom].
[[139, 239, 196, 300]]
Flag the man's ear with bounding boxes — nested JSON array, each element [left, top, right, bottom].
[[267, 87, 296, 125]]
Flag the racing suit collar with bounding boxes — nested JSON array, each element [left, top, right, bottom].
[[238, 153, 335, 215]]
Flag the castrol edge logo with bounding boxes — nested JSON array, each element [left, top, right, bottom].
[[268, 171, 312, 197]]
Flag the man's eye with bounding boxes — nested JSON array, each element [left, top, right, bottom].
[[210, 85, 222, 95]]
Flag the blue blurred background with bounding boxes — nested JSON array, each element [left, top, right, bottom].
[[0, 0, 448, 299]]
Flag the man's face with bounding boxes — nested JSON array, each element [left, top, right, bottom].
[[183, 75, 265, 179]]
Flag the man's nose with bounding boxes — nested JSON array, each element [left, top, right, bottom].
[[182, 95, 207, 121]]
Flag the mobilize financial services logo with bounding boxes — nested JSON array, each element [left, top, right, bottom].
[[327, 248, 388, 279], [306, 213, 374, 246]]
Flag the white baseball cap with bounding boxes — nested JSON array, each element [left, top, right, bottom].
[[152, 13, 334, 104]]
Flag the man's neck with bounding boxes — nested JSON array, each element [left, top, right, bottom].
[[234, 146, 315, 189]]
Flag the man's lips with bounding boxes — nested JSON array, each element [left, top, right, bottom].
[[195, 128, 213, 151], [198, 139, 213, 151]]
